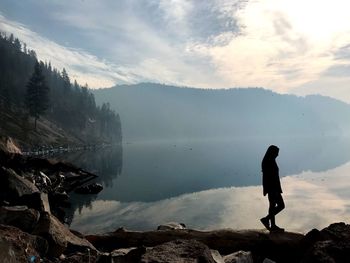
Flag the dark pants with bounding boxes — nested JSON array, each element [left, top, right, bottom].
[[267, 192, 285, 226]]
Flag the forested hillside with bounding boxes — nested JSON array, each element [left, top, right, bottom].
[[94, 83, 350, 141], [0, 32, 121, 149]]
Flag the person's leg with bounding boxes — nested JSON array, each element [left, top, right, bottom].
[[269, 192, 285, 232], [260, 193, 276, 230], [268, 193, 277, 227], [273, 193, 285, 216]]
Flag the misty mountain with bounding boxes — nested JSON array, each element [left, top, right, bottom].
[[93, 83, 350, 141]]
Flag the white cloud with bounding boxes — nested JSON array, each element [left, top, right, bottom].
[[0, 14, 136, 88], [2, 0, 350, 102], [188, 0, 350, 98]]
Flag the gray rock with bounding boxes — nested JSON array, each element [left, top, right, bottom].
[[19, 192, 51, 213], [2, 167, 39, 198], [111, 247, 146, 263], [32, 212, 96, 257], [0, 224, 48, 262], [0, 206, 40, 232], [60, 251, 98, 263], [111, 247, 138, 257], [141, 239, 217, 263], [301, 222, 350, 263], [157, 222, 186, 230], [211, 249, 225, 263], [223, 251, 253, 263], [263, 259, 276, 263]]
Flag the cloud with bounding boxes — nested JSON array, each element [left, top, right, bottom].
[[0, 0, 247, 89], [0, 14, 136, 87], [2, 0, 350, 102]]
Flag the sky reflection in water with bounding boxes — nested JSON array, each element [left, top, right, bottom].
[[70, 161, 350, 234]]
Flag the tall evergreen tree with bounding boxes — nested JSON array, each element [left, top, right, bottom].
[[25, 62, 49, 130]]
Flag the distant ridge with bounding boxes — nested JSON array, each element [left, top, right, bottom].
[[93, 83, 350, 141]]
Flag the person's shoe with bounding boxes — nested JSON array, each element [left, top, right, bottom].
[[270, 225, 285, 233], [260, 217, 270, 230]]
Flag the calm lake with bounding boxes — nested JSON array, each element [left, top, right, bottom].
[[61, 136, 350, 234]]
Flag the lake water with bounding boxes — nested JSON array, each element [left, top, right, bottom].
[[61, 136, 350, 234]]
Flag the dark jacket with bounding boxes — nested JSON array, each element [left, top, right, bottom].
[[262, 145, 282, 196]]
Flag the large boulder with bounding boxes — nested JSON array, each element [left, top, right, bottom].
[[223, 251, 253, 263], [0, 224, 48, 262], [141, 239, 217, 263], [301, 222, 350, 263], [0, 167, 39, 200], [18, 192, 51, 213], [32, 212, 96, 257], [0, 206, 40, 232]]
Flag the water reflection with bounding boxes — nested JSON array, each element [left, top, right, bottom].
[[70, 161, 350, 234], [89, 137, 350, 202], [54, 145, 123, 187], [61, 137, 350, 232], [57, 145, 123, 224]]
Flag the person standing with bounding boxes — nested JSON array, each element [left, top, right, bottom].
[[260, 145, 285, 232]]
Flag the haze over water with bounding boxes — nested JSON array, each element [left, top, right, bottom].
[[63, 136, 350, 234]]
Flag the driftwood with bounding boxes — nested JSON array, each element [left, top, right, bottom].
[[86, 228, 305, 262]]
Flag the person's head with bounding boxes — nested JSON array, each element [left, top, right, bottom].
[[265, 145, 279, 159]]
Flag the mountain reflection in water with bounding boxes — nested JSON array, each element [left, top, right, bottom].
[[70, 163, 350, 234], [61, 137, 350, 233]]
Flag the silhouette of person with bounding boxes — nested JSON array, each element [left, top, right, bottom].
[[260, 145, 285, 232]]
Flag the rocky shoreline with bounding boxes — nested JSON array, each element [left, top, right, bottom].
[[1, 149, 349, 262]]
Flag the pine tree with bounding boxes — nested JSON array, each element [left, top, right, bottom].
[[25, 62, 50, 130]]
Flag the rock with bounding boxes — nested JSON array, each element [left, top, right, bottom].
[[141, 239, 217, 263], [211, 250, 225, 263], [75, 183, 103, 194], [111, 247, 146, 263], [301, 222, 350, 263], [5, 137, 22, 154], [49, 191, 70, 207], [18, 192, 51, 213], [34, 171, 52, 190], [60, 251, 98, 263], [0, 224, 48, 262], [97, 252, 112, 263], [0, 206, 40, 232], [157, 222, 186, 230], [1, 167, 39, 200], [223, 251, 253, 263], [263, 259, 276, 263], [32, 212, 96, 257]]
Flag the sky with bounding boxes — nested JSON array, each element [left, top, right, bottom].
[[1, 0, 350, 102]]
